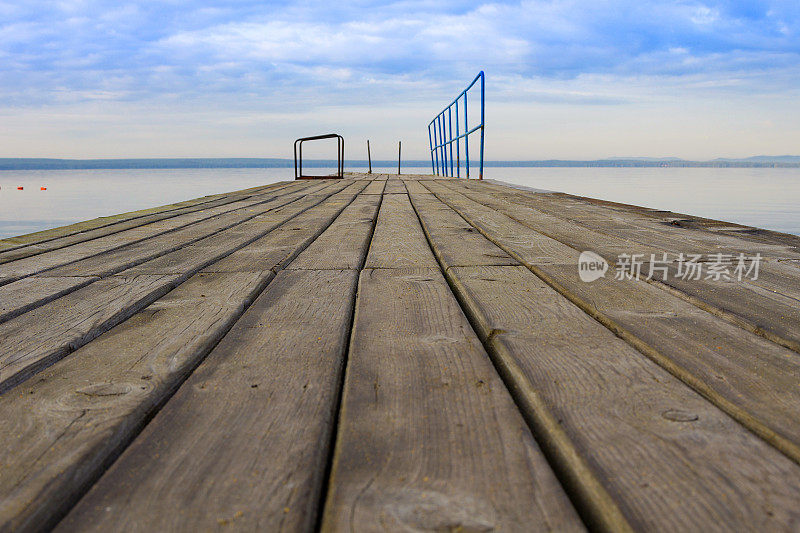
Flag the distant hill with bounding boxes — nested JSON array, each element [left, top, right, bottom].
[[605, 156, 684, 162], [0, 158, 295, 170], [713, 155, 800, 164], [1, 156, 799, 170]]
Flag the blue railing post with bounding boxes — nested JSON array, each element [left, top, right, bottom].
[[428, 124, 435, 175], [464, 90, 470, 179], [437, 114, 446, 175], [455, 99, 460, 178], [480, 72, 485, 180], [427, 71, 484, 179], [447, 107, 454, 177]]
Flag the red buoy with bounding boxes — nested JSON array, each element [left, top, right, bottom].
[[40, 186, 47, 190], [17, 186, 23, 190]]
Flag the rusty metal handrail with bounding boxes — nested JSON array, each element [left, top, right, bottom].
[[294, 134, 344, 179]]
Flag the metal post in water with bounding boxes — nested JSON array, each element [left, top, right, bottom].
[[367, 140, 372, 174], [398, 141, 401, 175]]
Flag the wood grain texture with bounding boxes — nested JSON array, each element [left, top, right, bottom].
[[362, 179, 386, 195], [363, 194, 439, 269], [201, 181, 367, 273], [448, 265, 800, 531], [422, 180, 579, 265], [401, 179, 432, 196], [288, 194, 381, 270], [541, 264, 800, 464], [0, 181, 317, 283], [442, 180, 800, 354], [465, 179, 800, 259], [0, 275, 99, 323], [408, 192, 517, 268], [58, 269, 360, 532], [321, 267, 583, 532], [0, 183, 354, 393], [0, 182, 295, 265], [123, 182, 363, 276], [0, 274, 178, 394], [439, 180, 666, 259], [0, 185, 370, 531], [0, 271, 274, 532], [383, 179, 407, 194], [425, 180, 800, 466], [647, 261, 800, 353], [0, 183, 339, 324]]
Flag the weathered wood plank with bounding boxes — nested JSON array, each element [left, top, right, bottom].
[[322, 190, 581, 530], [441, 180, 800, 354], [422, 181, 578, 265], [0, 275, 99, 323], [383, 179, 407, 194], [199, 182, 367, 273], [0, 180, 318, 284], [363, 194, 439, 268], [123, 182, 365, 275], [0, 183, 354, 393], [469, 179, 800, 257], [0, 271, 275, 532], [287, 194, 381, 270], [448, 263, 800, 530], [0, 274, 178, 394], [0, 182, 295, 265], [409, 193, 517, 268], [460, 179, 794, 248], [362, 179, 386, 195], [647, 261, 800, 353], [321, 267, 583, 531], [0, 184, 371, 532], [0, 183, 336, 323], [423, 180, 800, 466], [56, 269, 359, 532], [400, 178, 431, 196]]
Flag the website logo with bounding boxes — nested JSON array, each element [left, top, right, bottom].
[[578, 251, 608, 282]]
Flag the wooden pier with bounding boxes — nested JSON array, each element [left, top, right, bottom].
[[1, 173, 800, 531]]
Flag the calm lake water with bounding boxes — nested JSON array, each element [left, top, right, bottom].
[[0, 166, 798, 238]]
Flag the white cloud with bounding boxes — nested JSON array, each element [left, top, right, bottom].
[[0, 1, 799, 158]]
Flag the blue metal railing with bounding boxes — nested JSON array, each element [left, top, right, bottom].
[[428, 71, 485, 179]]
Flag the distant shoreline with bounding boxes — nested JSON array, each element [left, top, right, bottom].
[[1, 158, 800, 170]]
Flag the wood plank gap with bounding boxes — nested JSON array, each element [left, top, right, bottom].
[[53, 193, 376, 531], [0, 184, 295, 266], [311, 186, 385, 533], [320, 189, 582, 531], [0, 182, 329, 322], [442, 180, 800, 356], [0, 182, 353, 394], [421, 180, 800, 467], [0, 181, 292, 258], [0, 181, 318, 287], [407, 190, 631, 533], [0, 184, 367, 532]]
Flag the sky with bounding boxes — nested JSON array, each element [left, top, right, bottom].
[[1, 0, 799, 160]]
